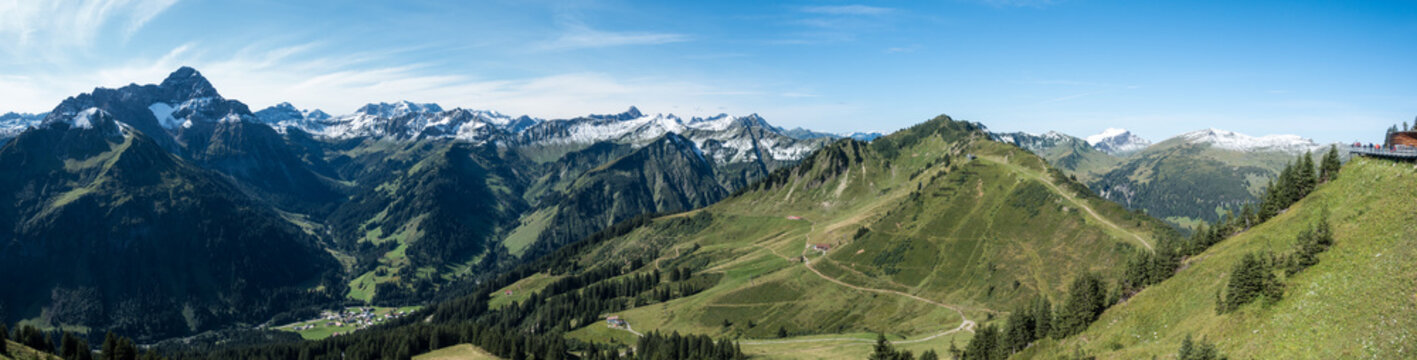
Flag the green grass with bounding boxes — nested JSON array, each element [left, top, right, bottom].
[[415, 344, 502, 360], [347, 233, 424, 301], [488, 272, 563, 310], [1, 340, 62, 360], [346, 271, 378, 302], [519, 117, 1177, 358], [1019, 157, 1417, 359], [503, 207, 556, 257]]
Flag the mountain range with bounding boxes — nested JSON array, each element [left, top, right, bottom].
[[994, 127, 1329, 229], [1, 67, 1394, 360], [0, 67, 859, 341]]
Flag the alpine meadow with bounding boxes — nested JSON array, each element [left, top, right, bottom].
[[1, 1, 1414, 360]]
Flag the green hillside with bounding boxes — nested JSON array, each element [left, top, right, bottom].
[[1018, 157, 1416, 359], [0, 340, 60, 360], [486, 115, 1176, 358]]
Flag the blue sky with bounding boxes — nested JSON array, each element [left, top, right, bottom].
[[0, 0, 1413, 143]]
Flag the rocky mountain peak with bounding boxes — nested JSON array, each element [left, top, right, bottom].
[[159, 66, 221, 100]]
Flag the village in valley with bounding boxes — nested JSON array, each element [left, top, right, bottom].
[[275, 306, 422, 340]]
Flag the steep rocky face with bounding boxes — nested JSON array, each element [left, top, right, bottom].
[[519, 133, 729, 256], [0, 112, 337, 341]]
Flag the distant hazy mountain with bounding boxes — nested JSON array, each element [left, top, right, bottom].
[[780, 127, 886, 142], [991, 130, 1121, 181], [994, 127, 1328, 229], [0, 112, 46, 145], [1090, 128, 1326, 228]]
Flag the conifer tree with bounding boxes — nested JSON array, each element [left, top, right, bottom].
[[61, 331, 80, 360], [102, 332, 117, 360], [1032, 297, 1052, 341], [1052, 273, 1107, 339], [1320, 145, 1341, 183], [869, 334, 897, 360], [920, 349, 940, 360], [0, 323, 7, 355], [1295, 152, 1317, 199], [962, 325, 1000, 360], [1220, 252, 1283, 313], [1177, 334, 1226, 360]]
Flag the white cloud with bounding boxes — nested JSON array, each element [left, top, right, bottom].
[[969, 0, 1062, 8], [0, 0, 180, 59], [800, 5, 893, 16], [0, 42, 793, 123], [535, 24, 689, 51]]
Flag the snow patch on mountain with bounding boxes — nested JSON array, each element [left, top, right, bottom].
[[1086, 128, 1151, 155], [43, 108, 124, 136], [355, 101, 444, 118], [70, 108, 100, 129], [149, 102, 180, 129], [249, 101, 833, 165], [1180, 128, 1321, 153]]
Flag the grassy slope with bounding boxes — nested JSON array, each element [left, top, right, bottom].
[[539, 117, 1173, 358], [488, 273, 563, 310], [1019, 157, 1417, 359], [414, 344, 503, 360], [0, 341, 60, 360]]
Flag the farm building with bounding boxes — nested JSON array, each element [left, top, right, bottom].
[[607, 315, 627, 327]]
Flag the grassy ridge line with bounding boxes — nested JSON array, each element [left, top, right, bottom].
[[980, 156, 1153, 251]]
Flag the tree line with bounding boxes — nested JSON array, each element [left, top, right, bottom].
[[1217, 211, 1335, 314], [0, 323, 161, 360], [950, 275, 1100, 360]]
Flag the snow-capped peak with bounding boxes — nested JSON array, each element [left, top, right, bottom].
[[1179, 128, 1320, 154], [1086, 128, 1151, 155], [354, 101, 444, 118], [45, 107, 123, 136]]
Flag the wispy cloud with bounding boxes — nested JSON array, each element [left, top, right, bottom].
[[0, 0, 180, 59], [775, 4, 899, 44], [800, 5, 893, 16], [886, 45, 920, 53], [969, 0, 1063, 8], [780, 92, 819, 98], [0, 42, 789, 122], [535, 24, 689, 51]]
